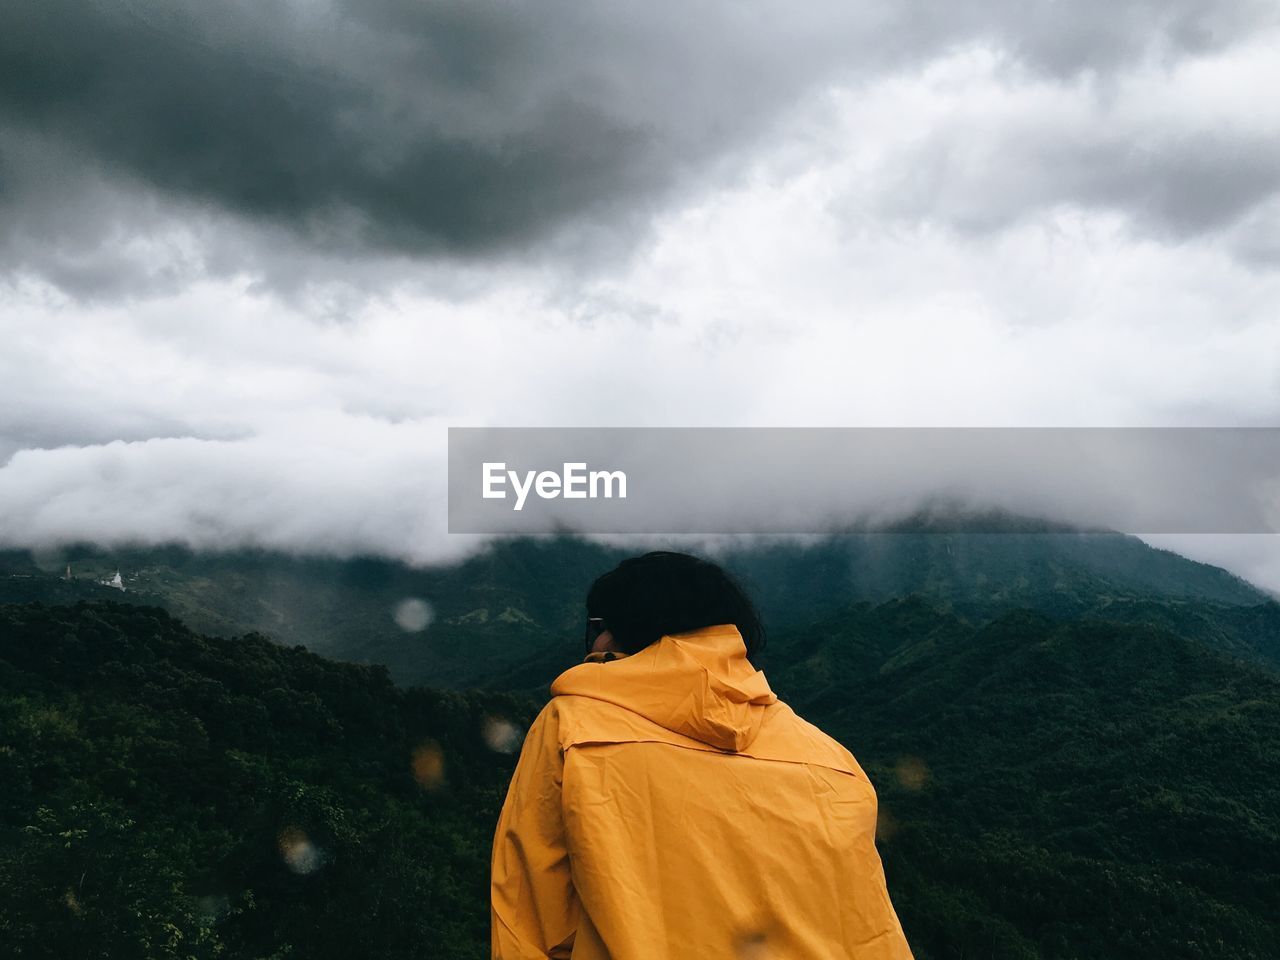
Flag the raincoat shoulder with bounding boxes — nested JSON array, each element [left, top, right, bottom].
[[491, 625, 915, 959]]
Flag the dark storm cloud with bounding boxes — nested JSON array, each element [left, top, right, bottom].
[[1, 0, 841, 259], [0, 0, 1275, 296]]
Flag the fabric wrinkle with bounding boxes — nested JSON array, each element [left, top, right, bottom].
[[491, 622, 915, 959]]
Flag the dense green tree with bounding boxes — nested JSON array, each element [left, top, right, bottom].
[[2, 594, 1278, 958]]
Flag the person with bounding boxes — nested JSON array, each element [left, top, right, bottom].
[[490, 551, 914, 959]]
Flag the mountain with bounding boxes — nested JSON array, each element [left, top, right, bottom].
[[3, 512, 1277, 691], [0, 537, 630, 689], [485, 526, 1280, 693], [0, 600, 534, 960], [4, 598, 1277, 958], [720, 524, 1267, 623], [769, 598, 1280, 958]]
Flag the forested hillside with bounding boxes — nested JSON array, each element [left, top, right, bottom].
[[768, 598, 1280, 957], [4, 524, 1277, 692], [0, 601, 533, 959], [3, 598, 1277, 958]]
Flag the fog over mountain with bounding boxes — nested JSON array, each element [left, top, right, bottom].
[[2, 1, 1278, 586]]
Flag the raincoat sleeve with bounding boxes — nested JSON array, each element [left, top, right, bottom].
[[491, 701, 579, 959]]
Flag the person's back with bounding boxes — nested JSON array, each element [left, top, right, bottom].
[[491, 554, 914, 959]]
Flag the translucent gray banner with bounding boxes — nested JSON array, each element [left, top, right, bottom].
[[447, 427, 1280, 534]]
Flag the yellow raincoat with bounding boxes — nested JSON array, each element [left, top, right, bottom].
[[490, 623, 914, 959]]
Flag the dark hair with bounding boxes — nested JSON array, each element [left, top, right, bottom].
[[585, 551, 766, 664]]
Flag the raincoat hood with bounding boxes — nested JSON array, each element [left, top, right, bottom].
[[549, 623, 778, 752]]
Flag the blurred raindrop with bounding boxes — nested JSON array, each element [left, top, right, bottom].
[[482, 715, 522, 754], [894, 755, 929, 791], [393, 597, 434, 633], [278, 826, 327, 875], [196, 893, 231, 922], [876, 806, 899, 842], [411, 740, 446, 791]]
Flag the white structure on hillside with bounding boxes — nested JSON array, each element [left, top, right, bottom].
[[99, 569, 125, 591]]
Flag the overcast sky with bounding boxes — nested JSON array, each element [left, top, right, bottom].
[[2, 1, 1278, 589]]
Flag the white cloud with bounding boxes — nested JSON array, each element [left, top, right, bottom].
[[3, 17, 1279, 589]]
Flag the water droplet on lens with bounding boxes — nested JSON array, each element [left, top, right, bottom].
[[482, 716, 522, 754], [894, 755, 929, 791], [393, 597, 434, 633], [411, 740, 447, 790], [278, 826, 327, 875]]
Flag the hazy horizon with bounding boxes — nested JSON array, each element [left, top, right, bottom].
[[3, 1, 1277, 591]]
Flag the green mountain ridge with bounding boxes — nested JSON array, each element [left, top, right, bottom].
[[3, 516, 1277, 689], [766, 599, 1280, 958], [0, 600, 534, 959]]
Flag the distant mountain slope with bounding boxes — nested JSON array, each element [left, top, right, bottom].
[[0, 537, 630, 688], [3, 514, 1277, 689], [485, 527, 1280, 693], [721, 525, 1268, 623]]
